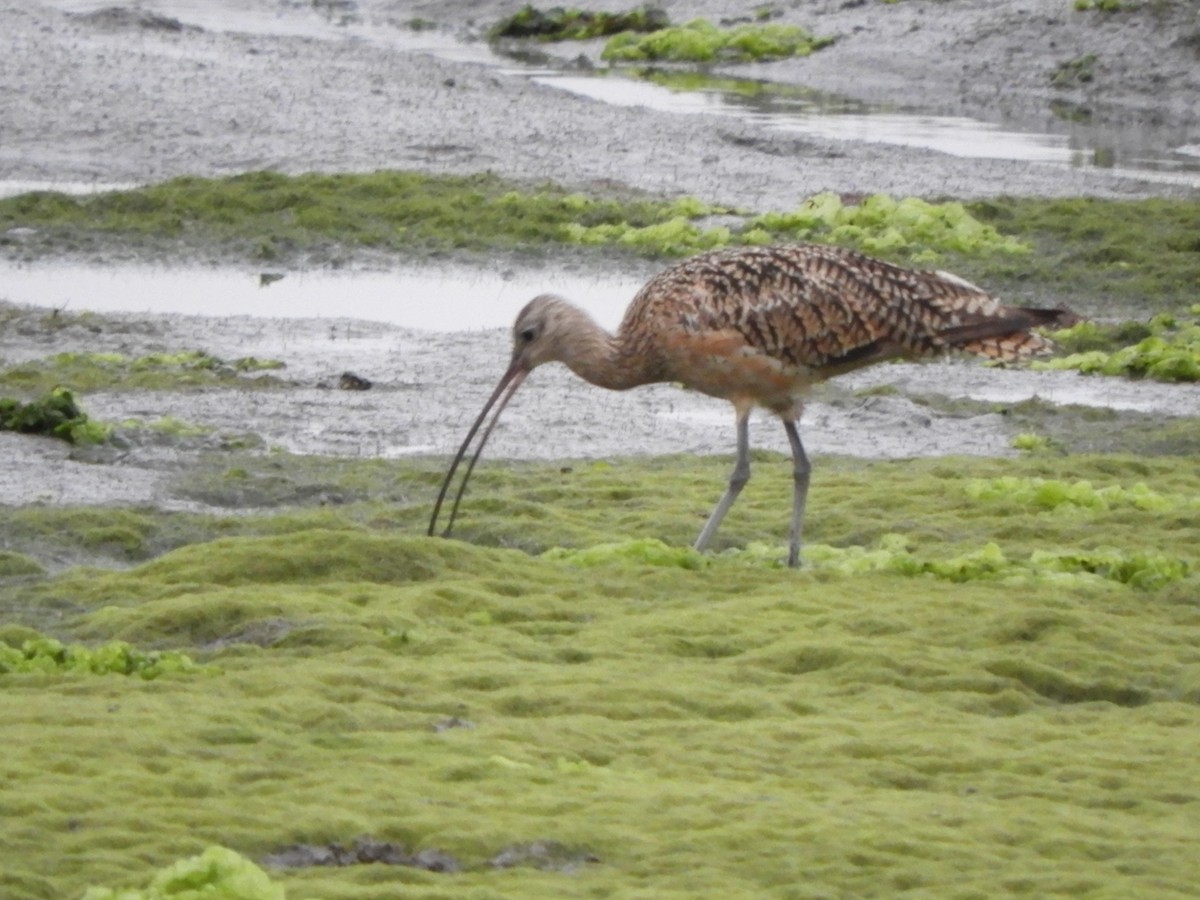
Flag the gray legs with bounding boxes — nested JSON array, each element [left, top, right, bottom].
[[693, 412, 810, 569], [782, 419, 811, 569], [693, 411, 751, 555]]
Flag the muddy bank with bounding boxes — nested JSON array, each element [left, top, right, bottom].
[[2, 0, 1197, 216], [3, 299, 1199, 514]]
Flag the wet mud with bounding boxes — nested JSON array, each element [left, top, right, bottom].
[[3, 299, 1198, 517], [3, 0, 1197, 207]]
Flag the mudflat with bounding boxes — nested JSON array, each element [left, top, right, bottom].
[[1, 0, 1198, 513]]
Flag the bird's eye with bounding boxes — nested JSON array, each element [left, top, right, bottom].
[[520, 327, 536, 343]]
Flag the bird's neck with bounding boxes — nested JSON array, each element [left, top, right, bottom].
[[557, 311, 655, 391]]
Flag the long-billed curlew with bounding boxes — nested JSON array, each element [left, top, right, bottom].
[[428, 243, 1076, 567]]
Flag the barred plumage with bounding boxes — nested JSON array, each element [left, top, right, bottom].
[[430, 243, 1078, 567]]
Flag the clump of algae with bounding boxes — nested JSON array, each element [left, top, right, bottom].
[[0, 387, 111, 444], [602, 18, 835, 63], [2, 454, 1199, 899], [1, 349, 286, 394], [0, 172, 1027, 266], [0, 634, 199, 677], [563, 190, 1029, 260], [83, 846, 283, 900], [0, 551, 43, 578], [1036, 309, 1200, 382], [489, 4, 670, 41], [965, 475, 1181, 512]]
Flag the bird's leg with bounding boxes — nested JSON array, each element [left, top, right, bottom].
[[694, 410, 751, 555], [781, 419, 811, 568]]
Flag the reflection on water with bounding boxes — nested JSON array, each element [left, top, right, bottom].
[[0, 260, 640, 333]]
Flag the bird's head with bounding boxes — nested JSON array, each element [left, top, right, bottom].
[[509, 293, 581, 372]]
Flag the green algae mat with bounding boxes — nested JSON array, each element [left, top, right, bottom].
[[7, 173, 1199, 321], [3, 454, 1199, 898]]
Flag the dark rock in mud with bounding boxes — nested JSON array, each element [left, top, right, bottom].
[[337, 371, 373, 391], [262, 836, 461, 871]]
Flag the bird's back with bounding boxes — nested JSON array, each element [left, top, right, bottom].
[[616, 244, 1071, 410]]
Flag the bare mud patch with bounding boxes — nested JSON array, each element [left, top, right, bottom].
[[262, 837, 462, 872], [260, 836, 598, 874]]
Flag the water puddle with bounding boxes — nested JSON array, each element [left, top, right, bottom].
[[5, 260, 1199, 423], [44, 0, 366, 39], [0, 260, 639, 332], [39, 0, 478, 52], [0, 181, 143, 200], [529, 71, 1200, 188]]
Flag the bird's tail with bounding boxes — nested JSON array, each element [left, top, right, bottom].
[[944, 305, 1081, 363]]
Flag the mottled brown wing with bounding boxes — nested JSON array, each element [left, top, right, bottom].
[[622, 244, 1063, 372]]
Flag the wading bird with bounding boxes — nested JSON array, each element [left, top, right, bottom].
[[428, 243, 1075, 567]]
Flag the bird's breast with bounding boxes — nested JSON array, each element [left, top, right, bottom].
[[660, 328, 818, 413]]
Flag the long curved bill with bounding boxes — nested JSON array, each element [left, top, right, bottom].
[[428, 360, 529, 538]]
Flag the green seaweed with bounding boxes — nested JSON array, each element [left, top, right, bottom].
[[82, 846, 284, 900], [0, 171, 708, 262], [1074, 0, 1128, 10], [0, 551, 44, 578], [489, 4, 669, 41], [745, 191, 1029, 261], [543, 537, 706, 568], [1051, 53, 1098, 88], [1011, 432, 1052, 452], [0, 349, 287, 394], [602, 18, 835, 63], [564, 191, 1028, 259], [3, 174, 1198, 321], [724, 531, 1189, 589], [0, 387, 111, 443], [963, 197, 1200, 318], [965, 475, 1180, 512], [906, 393, 1200, 458], [2, 453, 1197, 578], [1, 453, 1199, 898], [0, 634, 199, 678], [1043, 318, 1156, 353], [1035, 310, 1200, 381], [0, 172, 1029, 264], [0, 350, 285, 396]]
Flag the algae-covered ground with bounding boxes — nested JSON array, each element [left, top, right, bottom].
[[3, 453, 1200, 899], [3, 0, 1200, 897]]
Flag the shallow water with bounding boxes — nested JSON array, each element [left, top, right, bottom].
[[530, 73, 1200, 189], [0, 180, 143, 200], [4, 258, 1199, 429], [0, 260, 640, 332]]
